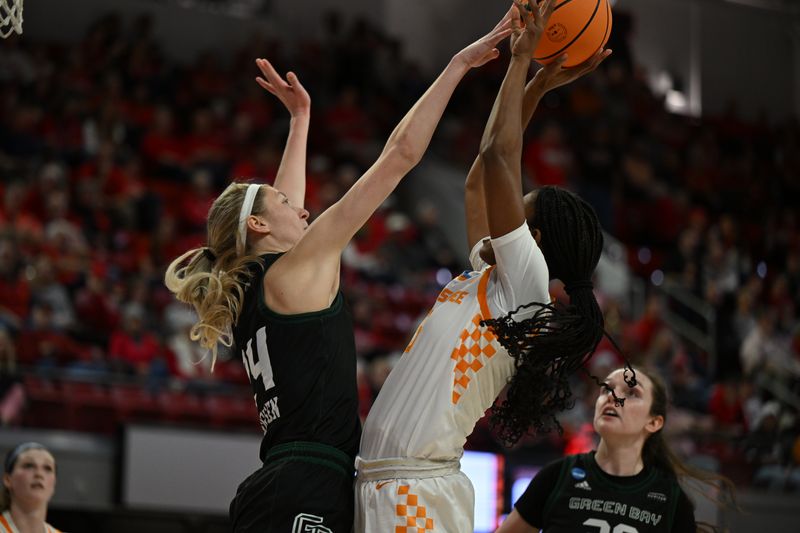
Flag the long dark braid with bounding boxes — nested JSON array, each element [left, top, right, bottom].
[[483, 186, 635, 446]]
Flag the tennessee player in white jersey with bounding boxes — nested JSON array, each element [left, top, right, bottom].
[[356, 224, 548, 533], [361, 225, 548, 463], [356, 2, 616, 531]]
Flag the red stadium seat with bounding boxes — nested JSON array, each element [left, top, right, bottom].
[[206, 394, 259, 432], [111, 385, 161, 425], [158, 390, 210, 427], [62, 381, 117, 434], [22, 376, 67, 430]]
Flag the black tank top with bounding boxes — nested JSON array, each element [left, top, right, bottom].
[[534, 452, 681, 532], [232, 253, 361, 462]]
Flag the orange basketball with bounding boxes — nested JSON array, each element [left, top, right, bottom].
[[533, 0, 612, 68]]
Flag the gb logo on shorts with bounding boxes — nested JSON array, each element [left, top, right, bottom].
[[291, 513, 332, 533]]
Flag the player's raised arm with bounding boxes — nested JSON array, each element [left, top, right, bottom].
[[480, 0, 553, 239], [265, 10, 514, 312], [313, 8, 513, 254], [255, 58, 310, 208], [468, 46, 610, 253], [464, 155, 490, 252]]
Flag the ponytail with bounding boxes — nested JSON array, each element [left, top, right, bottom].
[[484, 186, 610, 445], [164, 182, 267, 369]]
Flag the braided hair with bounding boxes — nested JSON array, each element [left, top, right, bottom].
[[483, 186, 634, 446]]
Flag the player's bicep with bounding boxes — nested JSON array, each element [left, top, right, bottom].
[[465, 156, 490, 250], [482, 151, 526, 240]]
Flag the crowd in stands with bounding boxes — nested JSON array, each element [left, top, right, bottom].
[[0, 10, 798, 491]]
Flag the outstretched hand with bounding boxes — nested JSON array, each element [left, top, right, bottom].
[[453, 7, 514, 69], [255, 58, 311, 117], [510, 0, 555, 58], [527, 48, 612, 94]]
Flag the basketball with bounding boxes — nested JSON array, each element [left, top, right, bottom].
[[533, 0, 612, 68]]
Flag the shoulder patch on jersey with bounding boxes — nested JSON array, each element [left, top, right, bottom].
[[571, 467, 587, 480], [456, 270, 480, 281]]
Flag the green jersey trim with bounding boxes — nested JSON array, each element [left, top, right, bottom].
[[267, 454, 350, 477], [264, 441, 353, 477]]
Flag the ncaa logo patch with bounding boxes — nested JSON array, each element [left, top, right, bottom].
[[292, 513, 332, 533], [571, 467, 586, 481]]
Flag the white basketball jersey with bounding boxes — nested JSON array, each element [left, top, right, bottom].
[[360, 223, 550, 461]]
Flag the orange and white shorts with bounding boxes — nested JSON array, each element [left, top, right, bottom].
[[354, 457, 474, 533]]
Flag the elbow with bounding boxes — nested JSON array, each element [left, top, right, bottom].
[[479, 134, 518, 165], [385, 135, 421, 171], [465, 156, 484, 190]]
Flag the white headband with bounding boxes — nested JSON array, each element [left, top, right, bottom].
[[236, 184, 261, 256]]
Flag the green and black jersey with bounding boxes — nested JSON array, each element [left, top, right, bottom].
[[232, 253, 361, 463], [515, 452, 695, 532]]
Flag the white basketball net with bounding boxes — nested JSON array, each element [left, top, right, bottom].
[[0, 0, 23, 38]]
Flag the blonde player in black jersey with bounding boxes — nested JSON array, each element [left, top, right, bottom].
[[497, 367, 735, 533], [164, 12, 515, 533], [1, 442, 62, 533]]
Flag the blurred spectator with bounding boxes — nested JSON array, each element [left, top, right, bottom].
[[28, 254, 75, 331], [73, 262, 120, 346], [413, 201, 459, 272], [708, 377, 747, 436], [108, 303, 165, 382], [743, 401, 800, 491], [741, 308, 797, 379], [0, 327, 24, 426], [164, 303, 213, 382], [178, 168, 216, 233], [523, 120, 573, 188], [0, 181, 43, 241], [625, 293, 663, 353], [703, 227, 741, 296], [140, 106, 186, 178], [184, 106, 229, 172], [16, 303, 90, 369], [323, 86, 374, 154], [0, 235, 30, 331]]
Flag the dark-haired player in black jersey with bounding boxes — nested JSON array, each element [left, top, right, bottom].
[[496, 367, 735, 533], [165, 20, 516, 533]]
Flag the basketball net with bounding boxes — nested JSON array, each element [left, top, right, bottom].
[[0, 0, 23, 38]]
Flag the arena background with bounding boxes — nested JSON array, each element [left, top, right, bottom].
[[0, 0, 798, 531]]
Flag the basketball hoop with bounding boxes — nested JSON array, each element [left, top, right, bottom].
[[0, 0, 23, 38]]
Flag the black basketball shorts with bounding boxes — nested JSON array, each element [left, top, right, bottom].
[[230, 441, 355, 533]]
